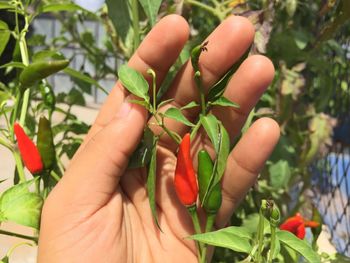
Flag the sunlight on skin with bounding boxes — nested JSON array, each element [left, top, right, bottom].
[[38, 15, 280, 263]]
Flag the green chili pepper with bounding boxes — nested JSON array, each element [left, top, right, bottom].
[[37, 116, 55, 170], [19, 59, 69, 88], [190, 41, 208, 73], [198, 149, 222, 214]]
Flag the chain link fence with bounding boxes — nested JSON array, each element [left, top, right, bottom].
[[32, 14, 117, 106], [311, 32, 350, 257]]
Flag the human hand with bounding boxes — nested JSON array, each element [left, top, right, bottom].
[[38, 15, 280, 263]]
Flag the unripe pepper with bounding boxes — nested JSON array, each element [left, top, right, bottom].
[[19, 59, 69, 88], [174, 133, 198, 206], [14, 123, 43, 174], [198, 150, 222, 214], [37, 116, 55, 170]]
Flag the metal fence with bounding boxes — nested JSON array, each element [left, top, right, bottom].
[[311, 32, 350, 257], [32, 15, 116, 106]]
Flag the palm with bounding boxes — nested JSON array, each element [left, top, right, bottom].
[[38, 15, 279, 263]]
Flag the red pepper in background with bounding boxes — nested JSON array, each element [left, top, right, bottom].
[[14, 123, 44, 174], [174, 133, 198, 206], [280, 213, 319, 239]]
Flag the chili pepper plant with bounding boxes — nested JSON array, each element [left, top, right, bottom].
[[116, 42, 323, 262]]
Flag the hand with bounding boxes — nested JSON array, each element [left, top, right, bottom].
[[38, 15, 280, 263]]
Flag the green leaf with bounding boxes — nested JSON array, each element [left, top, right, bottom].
[[128, 99, 151, 109], [66, 88, 85, 106], [201, 120, 230, 205], [207, 47, 250, 102], [106, 0, 132, 43], [157, 98, 174, 109], [33, 50, 65, 62], [147, 137, 162, 230], [118, 65, 149, 101], [0, 20, 10, 57], [188, 226, 252, 253], [277, 230, 321, 263], [200, 114, 219, 151], [0, 255, 9, 263], [163, 108, 194, 127], [286, 0, 298, 17], [0, 1, 13, 10], [269, 160, 291, 189], [0, 179, 43, 229], [0, 61, 25, 69], [210, 97, 239, 108], [212, 123, 230, 188], [128, 127, 155, 168], [0, 91, 10, 106], [181, 101, 199, 110], [138, 0, 162, 26], [271, 230, 281, 259], [241, 108, 255, 135], [40, 3, 83, 13], [63, 68, 107, 94]]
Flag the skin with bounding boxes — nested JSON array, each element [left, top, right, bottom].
[[38, 15, 280, 263]]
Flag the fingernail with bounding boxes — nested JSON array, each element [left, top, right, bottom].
[[116, 101, 132, 118]]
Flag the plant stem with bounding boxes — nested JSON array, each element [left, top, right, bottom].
[[268, 226, 276, 263], [6, 242, 33, 258], [256, 209, 265, 263], [185, 0, 219, 19], [205, 213, 215, 233], [153, 114, 181, 144], [147, 69, 157, 112], [19, 89, 30, 126], [0, 136, 12, 151], [15, 1, 30, 126], [188, 205, 205, 263], [194, 72, 206, 115], [131, 0, 140, 52], [50, 170, 61, 182], [201, 213, 216, 262], [0, 229, 38, 243], [190, 119, 202, 141], [13, 149, 26, 182]]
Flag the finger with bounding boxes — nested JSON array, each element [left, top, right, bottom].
[[78, 14, 190, 153], [49, 102, 147, 216], [150, 16, 255, 151], [215, 118, 280, 228], [212, 55, 275, 140]]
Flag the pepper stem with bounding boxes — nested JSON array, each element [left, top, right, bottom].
[[13, 149, 26, 182], [201, 213, 216, 262], [268, 225, 276, 263], [0, 229, 38, 243], [255, 208, 265, 263], [187, 205, 205, 262]]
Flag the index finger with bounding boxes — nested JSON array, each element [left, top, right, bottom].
[[80, 15, 190, 150]]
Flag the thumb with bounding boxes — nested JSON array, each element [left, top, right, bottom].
[[49, 101, 146, 212]]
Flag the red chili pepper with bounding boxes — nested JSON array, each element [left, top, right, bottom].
[[280, 213, 319, 239], [14, 123, 43, 174], [174, 133, 198, 206]]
